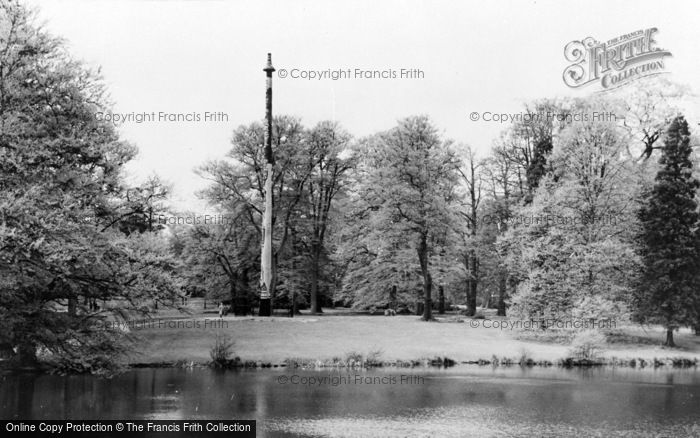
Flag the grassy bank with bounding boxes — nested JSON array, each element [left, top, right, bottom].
[[130, 301, 700, 367]]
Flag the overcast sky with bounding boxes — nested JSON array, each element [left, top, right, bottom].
[[27, 0, 700, 211]]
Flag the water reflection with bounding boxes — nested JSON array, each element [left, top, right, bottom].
[[1, 366, 699, 437]]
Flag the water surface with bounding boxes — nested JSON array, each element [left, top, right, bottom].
[[2, 366, 699, 437]]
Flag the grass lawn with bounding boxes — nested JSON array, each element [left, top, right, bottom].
[[129, 299, 700, 364]]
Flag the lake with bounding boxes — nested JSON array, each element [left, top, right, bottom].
[[2, 366, 699, 437]]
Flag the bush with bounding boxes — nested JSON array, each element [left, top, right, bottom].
[[365, 349, 383, 366], [571, 295, 629, 325], [344, 351, 364, 365], [518, 348, 533, 366], [514, 328, 574, 344], [209, 333, 235, 367], [568, 330, 606, 361], [50, 353, 126, 377]]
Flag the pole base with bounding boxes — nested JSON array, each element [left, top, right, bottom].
[[259, 298, 271, 317]]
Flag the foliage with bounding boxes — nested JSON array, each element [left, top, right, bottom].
[[633, 115, 700, 346], [209, 333, 235, 367], [291, 121, 353, 312], [5, 0, 700, 367], [610, 76, 690, 161], [504, 99, 639, 322], [174, 214, 258, 306], [339, 116, 460, 319], [192, 118, 353, 311], [0, 1, 180, 371], [568, 330, 606, 361]]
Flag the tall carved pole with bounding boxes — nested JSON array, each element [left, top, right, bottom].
[[259, 53, 275, 317]]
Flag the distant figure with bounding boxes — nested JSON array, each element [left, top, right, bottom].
[[384, 309, 396, 316], [218, 302, 224, 319]]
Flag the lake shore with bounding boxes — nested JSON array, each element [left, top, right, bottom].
[[129, 302, 700, 367]]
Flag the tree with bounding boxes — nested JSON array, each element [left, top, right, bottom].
[[612, 76, 689, 162], [456, 146, 482, 316], [504, 99, 638, 324], [526, 136, 553, 191], [299, 122, 352, 314], [482, 142, 528, 316], [175, 211, 258, 313], [0, 0, 179, 371], [198, 116, 309, 310], [352, 116, 459, 321], [104, 175, 171, 235], [482, 140, 530, 316], [335, 219, 424, 311], [505, 99, 570, 199], [633, 115, 700, 347]]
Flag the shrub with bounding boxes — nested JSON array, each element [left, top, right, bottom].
[[345, 351, 364, 365], [568, 330, 606, 361], [209, 333, 235, 367], [518, 348, 533, 366], [50, 353, 126, 377], [365, 349, 383, 366]]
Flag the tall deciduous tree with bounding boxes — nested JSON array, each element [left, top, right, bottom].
[[456, 146, 482, 316], [198, 116, 308, 308], [175, 211, 258, 312], [482, 143, 527, 316], [634, 115, 700, 347], [0, 1, 179, 371], [354, 116, 459, 321], [301, 121, 352, 314], [612, 76, 688, 162], [504, 100, 638, 323]]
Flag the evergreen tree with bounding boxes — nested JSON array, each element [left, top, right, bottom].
[[634, 115, 700, 347], [525, 136, 553, 191]]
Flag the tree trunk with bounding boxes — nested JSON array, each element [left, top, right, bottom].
[[471, 255, 478, 313], [694, 324, 700, 336], [290, 290, 296, 318], [464, 278, 472, 316], [466, 251, 478, 316], [468, 283, 477, 316], [310, 247, 322, 314], [423, 275, 432, 321], [310, 269, 319, 314], [417, 234, 432, 321], [415, 301, 423, 316], [438, 284, 445, 314], [241, 267, 251, 314], [665, 328, 675, 347], [229, 276, 237, 302], [497, 273, 507, 316]]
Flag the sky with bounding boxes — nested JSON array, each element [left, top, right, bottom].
[[26, 0, 700, 211]]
